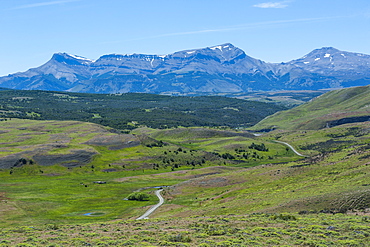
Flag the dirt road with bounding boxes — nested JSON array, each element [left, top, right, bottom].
[[136, 189, 164, 220], [273, 140, 308, 157]]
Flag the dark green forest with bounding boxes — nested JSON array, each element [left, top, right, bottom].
[[0, 89, 286, 130]]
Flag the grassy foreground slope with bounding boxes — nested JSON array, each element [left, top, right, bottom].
[[0, 119, 302, 227], [251, 85, 370, 131], [3, 213, 370, 246], [2, 91, 370, 246], [1, 121, 370, 246], [147, 123, 370, 218]]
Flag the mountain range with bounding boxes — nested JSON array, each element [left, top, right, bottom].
[[1, 43, 370, 94]]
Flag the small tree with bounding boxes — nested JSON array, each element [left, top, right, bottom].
[[127, 192, 149, 201]]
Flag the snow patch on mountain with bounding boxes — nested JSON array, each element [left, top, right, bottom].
[[1, 44, 370, 94], [67, 54, 94, 63]]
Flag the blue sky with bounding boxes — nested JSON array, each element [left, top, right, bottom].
[[1, 0, 370, 76]]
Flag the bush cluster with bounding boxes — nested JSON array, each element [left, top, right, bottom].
[[127, 192, 149, 201]]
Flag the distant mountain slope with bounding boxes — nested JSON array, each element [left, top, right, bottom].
[[251, 85, 370, 130], [1, 44, 370, 94]]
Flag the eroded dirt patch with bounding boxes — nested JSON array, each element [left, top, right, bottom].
[[0, 152, 33, 169], [33, 150, 98, 167]]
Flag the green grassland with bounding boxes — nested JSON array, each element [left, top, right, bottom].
[[0, 119, 300, 228], [2, 213, 369, 246], [1, 119, 370, 245], [2, 86, 370, 246], [251, 85, 370, 131], [156, 122, 370, 218]]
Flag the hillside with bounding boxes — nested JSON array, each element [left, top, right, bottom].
[[2, 119, 370, 218], [1, 120, 370, 246], [0, 119, 303, 227], [156, 122, 370, 216], [3, 213, 370, 246], [0, 119, 299, 171], [251, 85, 370, 131], [1, 44, 370, 94], [2, 85, 370, 246], [0, 89, 286, 130]]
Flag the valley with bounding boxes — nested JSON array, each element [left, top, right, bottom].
[[2, 0, 370, 245], [1, 86, 370, 246]]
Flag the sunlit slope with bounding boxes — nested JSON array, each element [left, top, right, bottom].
[[251, 85, 370, 130], [158, 122, 370, 217], [0, 119, 143, 169], [0, 120, 300, 172]]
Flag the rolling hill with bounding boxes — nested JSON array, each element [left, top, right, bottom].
[[1, 119, 370, 246], [2, 81, 370, 246], [250, 85, 370, 131]]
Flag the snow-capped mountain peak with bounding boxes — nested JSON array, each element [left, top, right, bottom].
[[51, 52, 93, 65], [66, 53, 94, 63], [1, 44, 370, 94], [210, 43, 234, 51], [288, 47, 370, 82], [169, 43, 246, 62]]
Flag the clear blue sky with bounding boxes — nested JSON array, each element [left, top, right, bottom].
[[1, 0, 370, 76]]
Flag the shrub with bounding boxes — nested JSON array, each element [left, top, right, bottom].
[[271, 214, 297, 221], [167, 233, 191, 243], [249, 142, 269, 151], [45, 224, 59, 230], [127, 192, 149, 201], [198, 244, 211, 247]]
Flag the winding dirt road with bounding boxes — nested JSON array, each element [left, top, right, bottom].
[[273, 140, 308, 157], [136, 189, 164, 220]]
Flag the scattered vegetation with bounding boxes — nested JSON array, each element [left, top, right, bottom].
[[1, 86, 370, 246], [0, 89, 286, 130], [1, 213, 369, 246]]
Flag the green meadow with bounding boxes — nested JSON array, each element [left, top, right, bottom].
[[0, 119, 300, 228], [1, 91, 370, 245], [2, 213, 370, 246]]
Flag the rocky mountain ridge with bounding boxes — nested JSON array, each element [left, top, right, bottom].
[[1, 43, 370, 93]]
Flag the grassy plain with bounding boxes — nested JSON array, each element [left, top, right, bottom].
[[1, 117, 370, 246], [0, 119, 299, 228], [2, 213, 369, 246]]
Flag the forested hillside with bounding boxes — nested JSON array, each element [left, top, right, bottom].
[[0, 89, 286, 130]]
